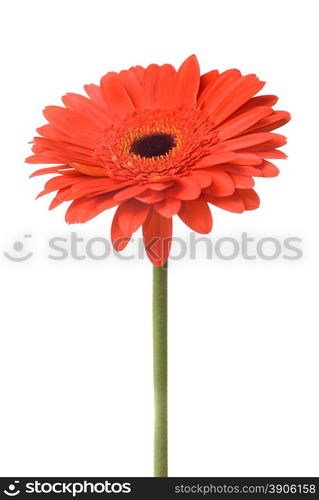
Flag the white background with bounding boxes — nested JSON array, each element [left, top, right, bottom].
[[0, 0, 318, 477]]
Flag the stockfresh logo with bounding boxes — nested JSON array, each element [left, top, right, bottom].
[[3, 480, 131, 497]]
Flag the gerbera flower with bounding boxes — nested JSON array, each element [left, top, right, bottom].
[[26, 55, 290, 266]]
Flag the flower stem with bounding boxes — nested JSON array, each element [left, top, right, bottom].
[[153, 263, 168, 477]]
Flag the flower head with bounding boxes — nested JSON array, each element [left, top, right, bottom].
[[27, 55, 290, 265]]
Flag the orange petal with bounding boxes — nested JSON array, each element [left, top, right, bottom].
[[238, 189, 260, 210], [211, 76, 265, 125], [71, 162, 109, 177], [204, 170, 235, 196], [220, 132, 286, 151], [111, 214, 131, 252], [198, 69, 241, 109], [154, 196, 181, 218], [217, 107, 273, 140], [198, 69, 219, 96], [65, 194, 119, 223], [174, 55, 200, 106], [178, 198, 213, 233], [142, 209, 172, 267], [206, 192, 245, 213], [30, 165, 72, 177], [136, 189, 165, 204], [113, 184, 147, 201], [166, 176, 201, 200], [245, 110, 291, 134], [115, 199, 150, 235], [43, 106, 101, 148], [118, 70, 145, 110], [230, 174, 255, 189], [100, 74, 135, 118], [193, 152, 237, 169], [155, 64, 177, 108], [143, 64, 160, 109]]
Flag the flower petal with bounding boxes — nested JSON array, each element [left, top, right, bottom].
[[193, 152, 237, 169], [206, 192, 245, 213], [166, 176, 201, 200], [238, 189, 260, 210], [175, 55, 200, 106], [118, 70, 145, 110], [219, 132, 286, 151], [71, 162, 109, 177], [245, 110, 291, 134], [230, 174, 255, 189], [142, 209, 172, 266], [65, 194, 119, 223], [178, 198, 213, 233], [113, 184, 147, 201], [115, 199, 150, 235], [204, 170, 235, 196], [155, 64, 177, 108], [136, 189, 165, 204], [216, 107, 273, 140], [100, 74, 135, 117], [154, 196, 181, 218], [43, 106, 101, 148], [111, 214, 131, 252]]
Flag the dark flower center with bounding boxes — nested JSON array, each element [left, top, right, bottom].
[[130, 132, 176, 158]]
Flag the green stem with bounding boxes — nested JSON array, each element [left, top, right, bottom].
[[153, 263, 168, 477]]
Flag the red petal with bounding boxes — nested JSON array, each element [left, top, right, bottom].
[[65, 194, 119, 223], [204, 169, 235, 196], [198, 69, 241, 109], [155, 64, 177, 108], [237, 94, 279, 111], [62, 93, 113, 128], [30, 165, 72, 177], [111, 215, 131, 252], [113, 184, 147, 201], [245, 110, 291, 134], [143, 64, 160, 109], [84, 83, 111, 113], [136, 189, 165, 203], [71, 162, 109, 177], [146, 181, 173, 191], [43, 106, 100, 148], [220, 132, 286, 151], [128, 65, 146, 84], [211, 76, 265, 125], [115, 199, 150, 235], [166, 176, 201, 200], [191, 170, 214, 188], [198, 69, 219, 96], [244, 149, 287, 159], [193, 152, 237, 169], [259, 160, 280, 177], [217, 106, 272, 140], [238, 189, 260, 210], [118, 70, 145, 110], [142, 209, 172, 267], [100, 74, 135, 118], [178, 198, 213, 233], [230, 174, 255, 188], [175, 55, 200, 106], [230, 153, 262, 165], [71, 178, 132, 198], [154, 196, 181, 218], [206, 192, 245, 213]]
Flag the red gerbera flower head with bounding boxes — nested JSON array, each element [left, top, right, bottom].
[[26, 55, 290, 266]]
